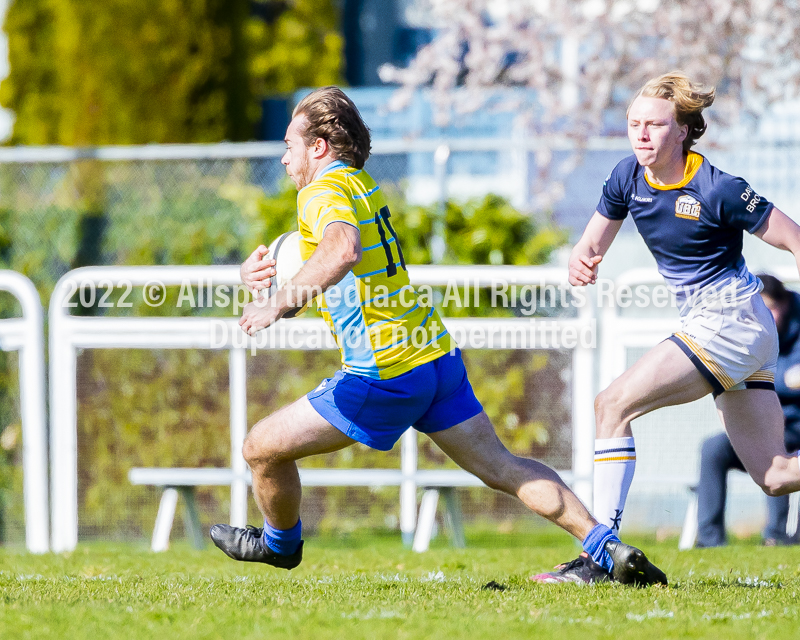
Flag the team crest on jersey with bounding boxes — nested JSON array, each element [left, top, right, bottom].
[[675, 194, 701, 220]]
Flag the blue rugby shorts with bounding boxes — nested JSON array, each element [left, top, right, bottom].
[[306, 348, 483, 451]]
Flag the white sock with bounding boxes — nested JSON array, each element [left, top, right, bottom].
[[593, 436, 636, 534]]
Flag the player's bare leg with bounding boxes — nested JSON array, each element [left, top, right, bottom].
[[592, 338, 712, 534], [428, 411, 595, 539], [243, 395, 355, 527], [428, 412, 667, 585], [595, 339, 713, 439], [210, 395, 354, 568], [716, 389, 800, 496]]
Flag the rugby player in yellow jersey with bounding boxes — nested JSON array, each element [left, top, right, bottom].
[[209, 87, 665, 586]]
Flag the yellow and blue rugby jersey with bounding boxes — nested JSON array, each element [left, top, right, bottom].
[[296, 160, 454, 379]]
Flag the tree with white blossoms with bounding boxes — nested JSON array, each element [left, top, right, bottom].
[[380, 0, 800, 209]]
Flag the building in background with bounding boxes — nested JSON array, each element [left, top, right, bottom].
[[260, 0, 433, 139], [342, 0, 433, 87]]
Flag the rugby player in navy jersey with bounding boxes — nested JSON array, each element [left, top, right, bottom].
[[209, 86, 666, 586], [560, 71, 800, 581]]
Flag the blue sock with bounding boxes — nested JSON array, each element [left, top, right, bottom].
[[582, 523, 619, 572], [262, 519, 302, 556]]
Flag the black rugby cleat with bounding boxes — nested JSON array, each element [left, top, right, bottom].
[[604, 539, 667, 586], [529, 551, 611, 584], [210, 524, 303, 570]]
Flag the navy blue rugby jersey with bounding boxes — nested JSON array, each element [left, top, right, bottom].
[[597, 152, 774, 311]]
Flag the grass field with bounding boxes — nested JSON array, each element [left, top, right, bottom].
[[2, 530, 800, 640]]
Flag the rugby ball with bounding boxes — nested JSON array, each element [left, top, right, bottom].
[[266, 231, 307, 318]]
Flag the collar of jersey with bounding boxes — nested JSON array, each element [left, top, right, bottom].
[[644, 152, 703, 191], [313, 160, 348, 182]]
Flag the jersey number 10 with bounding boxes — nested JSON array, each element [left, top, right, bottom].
[[374, 206, 406, 277]]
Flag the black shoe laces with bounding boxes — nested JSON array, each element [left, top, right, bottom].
[[556, 556, 586, 572]]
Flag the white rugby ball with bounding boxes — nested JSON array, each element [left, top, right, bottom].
[[265, 231, 307, 318]]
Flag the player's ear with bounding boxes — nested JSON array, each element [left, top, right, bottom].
[[312, 137, 329, 159]]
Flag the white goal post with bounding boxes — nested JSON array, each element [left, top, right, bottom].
[[48, 265, 595, 552]]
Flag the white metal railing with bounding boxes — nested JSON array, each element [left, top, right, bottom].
[[0, 137, 631, 164], [48, 264, 595, 552], [0, 138, 632, 212], [0, 271, 48, 553]]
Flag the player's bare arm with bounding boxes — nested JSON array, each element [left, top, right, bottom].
[[754, 207, 800, 276], [569, 213, 623, 286], [241, 244, 277, 296], [239, 222, 362, 335]]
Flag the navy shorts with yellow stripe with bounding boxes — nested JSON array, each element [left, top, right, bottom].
[[307, 348, 483, 451], [669, 292, 777, 398]]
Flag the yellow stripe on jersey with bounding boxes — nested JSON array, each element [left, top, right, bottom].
[[296, 161, 454, 379]]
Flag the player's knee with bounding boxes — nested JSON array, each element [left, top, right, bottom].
[[760, 482, 783, 498], [479, 468, 508, 493], [478, 454, 549, 495], [473, 454, 520, 494], [594, 388, 628, 437], [760, 477, 790, 497], [241, 435, 261, 467], [242, 432, 279, 469], [758, 459, 799, 497], [461, 459, 505, 492], [759, 469, 791, 497]]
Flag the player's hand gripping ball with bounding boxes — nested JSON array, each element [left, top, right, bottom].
[[264, 231, 308, 318]]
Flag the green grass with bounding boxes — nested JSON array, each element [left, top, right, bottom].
[[2, 530, 800, 639]]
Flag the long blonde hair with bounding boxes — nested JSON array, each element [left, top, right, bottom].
[[630, 72, 716, 152]]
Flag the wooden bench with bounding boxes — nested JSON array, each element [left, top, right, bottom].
[[128, 467, 492, 552]]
